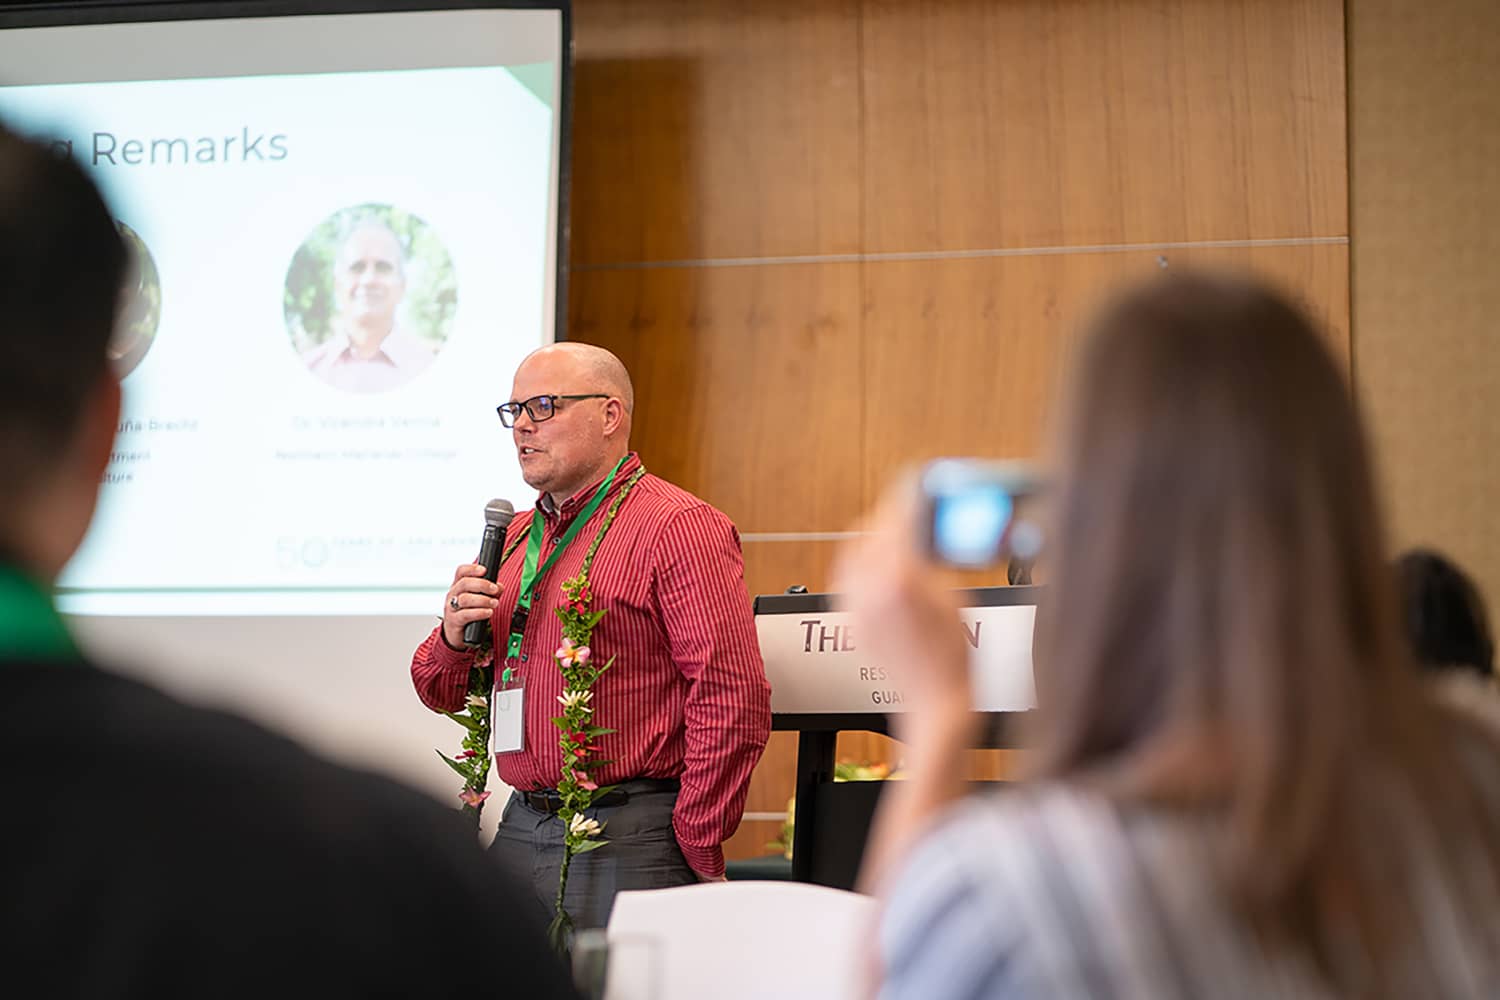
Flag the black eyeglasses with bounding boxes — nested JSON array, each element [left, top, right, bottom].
[[496, 394, 610, 427]]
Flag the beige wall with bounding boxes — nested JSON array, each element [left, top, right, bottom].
[[1348, 0, 1500, 628]]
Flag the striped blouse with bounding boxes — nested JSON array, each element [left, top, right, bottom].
[[880, 742, 1500, 999]]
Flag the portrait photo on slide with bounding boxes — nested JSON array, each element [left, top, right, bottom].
[[284, 203, 457, 394]]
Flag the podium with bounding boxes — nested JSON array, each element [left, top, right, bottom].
[[754, 586, 1040, 888]]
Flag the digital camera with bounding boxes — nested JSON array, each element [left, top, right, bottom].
[[920, 459, 1043, 570]]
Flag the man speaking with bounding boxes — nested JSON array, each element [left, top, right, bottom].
[[410, 342, 772, 930]]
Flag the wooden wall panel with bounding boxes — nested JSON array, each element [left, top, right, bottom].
[[832, 733, 1026, 782], [566, 0, 1350, 863], [571, 0, 863, 264], [741, 540, 841, 601], [1348, 0, 1500, 620], [721, 730, 799, 862], [861, 244, 1350, 502], [860, 0, 1348, 251], [569, 264, 865, 532]]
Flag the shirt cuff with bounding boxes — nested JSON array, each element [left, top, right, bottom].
[[430, 630, 476, 668], [677, 841, 725, 880]]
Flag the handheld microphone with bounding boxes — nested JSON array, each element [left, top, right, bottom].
[[463, 498, 515, 647]]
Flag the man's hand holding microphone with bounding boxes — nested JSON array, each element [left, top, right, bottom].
[[441, 498, 514, 649]]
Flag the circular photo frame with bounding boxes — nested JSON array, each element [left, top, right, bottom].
[[110, 221, 161, 379], [284, 203, 457, 394]]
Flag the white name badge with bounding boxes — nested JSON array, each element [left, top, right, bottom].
[[490, 680, 525, 755]]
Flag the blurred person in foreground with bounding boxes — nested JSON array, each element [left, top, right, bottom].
[[1397, 548, 1494, 680], [841, 273, 1500, 998], [1397, 547, 1497, 727], [0, 122, 576, 997]]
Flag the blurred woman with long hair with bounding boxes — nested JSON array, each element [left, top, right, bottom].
[[843, 273, 1500, 998]]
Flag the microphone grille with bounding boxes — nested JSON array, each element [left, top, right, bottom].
[[483, 498, 515, 526]]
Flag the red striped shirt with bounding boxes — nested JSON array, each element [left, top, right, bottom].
[[410, 453, 771, 877]]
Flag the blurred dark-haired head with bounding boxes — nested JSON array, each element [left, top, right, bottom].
[[0, 119, 126, 570], [1397, 548, 1494, 679]]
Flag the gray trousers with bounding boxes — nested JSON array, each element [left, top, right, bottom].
[[488, 780, 698, 931]]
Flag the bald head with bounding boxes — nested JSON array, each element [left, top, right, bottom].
[[522, 342, 634, 414], [509, 342, 636, 502]]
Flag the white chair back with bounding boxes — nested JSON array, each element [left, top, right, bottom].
[[601, 880, 878, 1000]]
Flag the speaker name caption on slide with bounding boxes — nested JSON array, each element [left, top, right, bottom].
[[279, 415, 455, 462], [106, 418, 197, 484], [289, 416, 441, 431], [274, 447, 459, 463], [104, 449, 148, 485]]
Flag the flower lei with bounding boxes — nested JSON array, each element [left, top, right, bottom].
[[436, 626, 509, 820], [436, 467, 645, 953], [435, 534, 528, 824], [547, 467, 644, 950]]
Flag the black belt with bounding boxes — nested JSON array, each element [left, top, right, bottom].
[[519, 778, 679, 815]]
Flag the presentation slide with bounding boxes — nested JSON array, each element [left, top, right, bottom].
[[0, 7, 566, 812], [0, 8, 563, 617]]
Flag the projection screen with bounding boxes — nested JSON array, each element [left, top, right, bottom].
[[0, 1, 569, 812]]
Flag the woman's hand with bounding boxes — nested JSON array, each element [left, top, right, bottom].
[[835, 478, 982, 895], [834, 479, 977, 756]]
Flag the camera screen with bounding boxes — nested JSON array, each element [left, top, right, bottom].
[[931, 484, 1014, 568]]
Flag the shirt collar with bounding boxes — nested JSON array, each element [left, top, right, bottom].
[[328, 323, 426, 369], [0, 562, 77, 661], [537, 452, 642, 521]]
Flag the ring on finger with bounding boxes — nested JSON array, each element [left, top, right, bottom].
[[449, 596, 460, 611]]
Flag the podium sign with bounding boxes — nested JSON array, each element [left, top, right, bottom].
[[755, 587, 1039, 715]]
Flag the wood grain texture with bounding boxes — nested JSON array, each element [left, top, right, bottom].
[[570, 0, 863, 265], [569, 263, 867, 533], [723, 730, 799, 863], [741, 539, 842, 601], [861, 243, 1350, 502], [829, 733, 1027, 782], [860, 0, 1348, 251], [1348, 0, 1500, 619]]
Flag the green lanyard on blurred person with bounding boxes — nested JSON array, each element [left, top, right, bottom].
[[0, 564, 77, 661]]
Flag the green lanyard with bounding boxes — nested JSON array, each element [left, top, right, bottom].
[[0, 563, 77, 661], [503, 456, 628, 679]]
